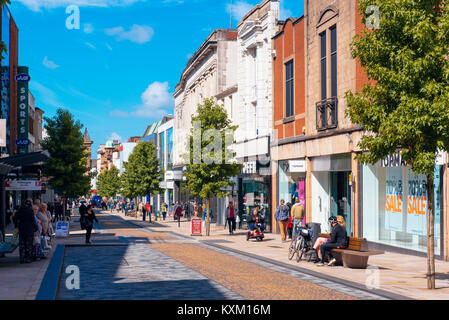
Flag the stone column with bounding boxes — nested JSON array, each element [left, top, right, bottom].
[[306, 157, 313, 224], [351, 152, 361, 238]]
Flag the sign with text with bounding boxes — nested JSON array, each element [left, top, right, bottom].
[[406, 173, 427, 236], [5, 180, 42, 191], [17, 66, 29, 154], [289, 160, 307, 173], [0, 119, 5, 147], [385, 167, 403, 232], [55, 221, 70, 237], [191, 218, 202, 236]]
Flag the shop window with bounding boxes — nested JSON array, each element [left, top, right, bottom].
[[362, 162, 441, 254]]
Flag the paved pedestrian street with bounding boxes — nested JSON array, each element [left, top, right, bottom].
[[54, 212, 394, 300]]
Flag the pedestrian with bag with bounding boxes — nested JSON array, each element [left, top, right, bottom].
[[291, 198, 305, 238], [275, 199, 290, 243], [13, 199, 38, 264], [32, 205, 45, 261], [81, 205, 99, 244]]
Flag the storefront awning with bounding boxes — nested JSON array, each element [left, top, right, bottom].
[[0, 150, 50, 168]]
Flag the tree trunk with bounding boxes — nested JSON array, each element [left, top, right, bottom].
[[426, 174, 435, 289]]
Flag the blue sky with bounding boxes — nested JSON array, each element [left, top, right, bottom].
[[9, 0, 304, 158]]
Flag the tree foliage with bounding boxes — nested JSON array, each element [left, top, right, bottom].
[[183, 98, 242, 199], [121, 141, 162, 198], [346, 0, 449, 175], [345, 0, 449, 289], [97, 166, 121, 198], [0, 1, 10, 62], [41, 108, 91, 198]]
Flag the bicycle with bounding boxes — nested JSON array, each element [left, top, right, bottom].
[[288, 224, 314, 262]]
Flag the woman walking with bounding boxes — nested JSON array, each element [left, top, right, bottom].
[[32, 205, 45, 261], [81, 205, 99, 244]]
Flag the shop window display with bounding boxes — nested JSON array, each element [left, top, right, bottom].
[[362, 162, 441, 254]]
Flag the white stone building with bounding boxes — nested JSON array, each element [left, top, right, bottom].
[[173, 28, 238, 213]]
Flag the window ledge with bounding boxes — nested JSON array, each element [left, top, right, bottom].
[[283, 116, 295, 124]]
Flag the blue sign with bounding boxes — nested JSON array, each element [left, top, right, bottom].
[[15, 138, 30, 146], [15, 74, 31, 82]]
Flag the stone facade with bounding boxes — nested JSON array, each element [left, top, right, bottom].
[[234, 0, 280, 157], [173, 29, 238, 168]]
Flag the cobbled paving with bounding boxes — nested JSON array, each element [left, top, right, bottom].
[[57, 244, 243, 300]]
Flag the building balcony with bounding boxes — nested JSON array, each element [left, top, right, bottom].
[[316, 97, 338, 131]]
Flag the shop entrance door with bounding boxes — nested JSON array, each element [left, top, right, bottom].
[[330, 172, 352, 235]]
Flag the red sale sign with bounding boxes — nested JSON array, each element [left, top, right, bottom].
[[191, 218, 202, 236]]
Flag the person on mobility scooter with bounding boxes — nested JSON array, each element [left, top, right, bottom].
[[247, 208, 265, 241]]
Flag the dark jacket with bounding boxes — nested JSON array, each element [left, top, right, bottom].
[[13, 205, 38, 236], [81, 211, 99, 228], [79, 204, 87, 216], [247, 213, 264, 224], [275, 204, 290, 221], [328, 224, 348, 247], [55, 203, 63, 216]]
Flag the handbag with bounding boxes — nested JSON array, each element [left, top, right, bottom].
[[33, 234, 40, 245]]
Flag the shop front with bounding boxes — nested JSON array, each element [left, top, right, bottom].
[[238, 159, 272, 232], [311, 154, 353, 235], [362, 153, 442, 255], [278, 159, 307, 207]]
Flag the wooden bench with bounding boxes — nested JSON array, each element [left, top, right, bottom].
[[331, 237, 384, 269]]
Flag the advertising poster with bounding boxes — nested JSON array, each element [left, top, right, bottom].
[[434, 166, 441, 238], [385, 167, 403, 231], [298, 180, 305, 206], [406, 172, 427, 236], [191, 218, 202, 236]]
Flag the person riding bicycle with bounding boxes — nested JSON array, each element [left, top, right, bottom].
[[247, 208, 265, 235], [316, 216, 348, 266]]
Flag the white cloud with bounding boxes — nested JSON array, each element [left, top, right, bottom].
[[30, 81, 61, 108], [85, 42, 96, 49], [83, 23, 94, 34], [227, 1, 255, 22], [105, 43, 113, 51], [107, 132, 123, 143], [186, 53, 193, 59], [110, 81, 173, 118], [42, 56, 59, 70], [105, 24, 154, 44], [16, 0, 145, 11]]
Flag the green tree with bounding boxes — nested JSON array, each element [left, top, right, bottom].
[[97, 166, 121, 198], [345, 0, 449, 289], [183, 98, 242, 236], [41, 109, 91, 216], [121, 141, 162, 202]]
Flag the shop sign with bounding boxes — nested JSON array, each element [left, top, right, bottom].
[[5, 180, 42, 191], [15, 138, 30, 146], [384, 168, 403, 231], [406, 173, 427, 235], [55, 221, 69, 237], [15, 74, 31, 83], [242, 161, 257, 174], [191, 218, 202, 236], [381, 153, 407, 168], [17, 66, 29, 154], [289, 160, 306, 172]]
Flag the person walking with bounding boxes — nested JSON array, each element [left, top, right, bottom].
[[142, 202, 147, 221], [161, 202, 167, 221], [291, 198, 305, 238], [81, 205, 99, 244], [13, 199, 38, 264], [174, 201, 183, 223], [79, 201, 87, 218], [225, 201, 236, 235], [54, 199, 63, 222], [32, 205, 45, 261], [275, 199, 290, 243]]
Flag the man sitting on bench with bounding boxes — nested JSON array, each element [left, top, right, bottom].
[[316, 216, 347, 267]]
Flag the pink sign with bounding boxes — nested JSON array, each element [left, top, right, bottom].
[[298, 180, 305, 206]]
